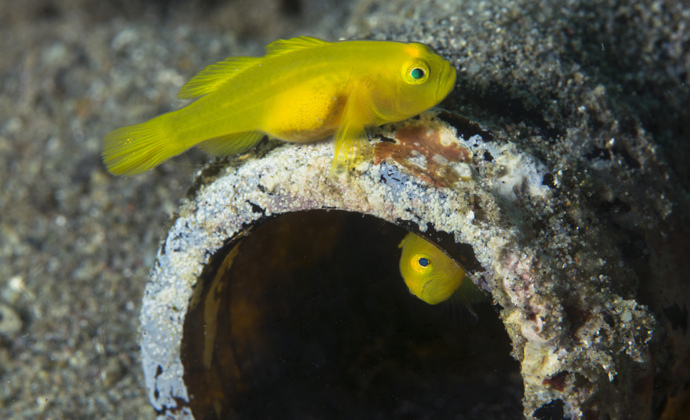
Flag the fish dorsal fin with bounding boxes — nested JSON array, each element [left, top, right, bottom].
[[264, 36, 329, 58], [177, 56, 260, 99], [177, 37, 328, 99]]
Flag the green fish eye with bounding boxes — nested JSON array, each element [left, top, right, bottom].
[[418, 257, 430, 267], [402, 59, 430, 85]]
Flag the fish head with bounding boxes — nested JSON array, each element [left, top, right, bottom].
[[402, 251, 461, 305], [399, 232, 464, 305], [390, 42, 457, 118]]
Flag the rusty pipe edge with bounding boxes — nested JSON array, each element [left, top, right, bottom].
[[140, 111, 655, 420]]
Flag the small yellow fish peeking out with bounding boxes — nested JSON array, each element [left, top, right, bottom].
[[398, 232, 466, 305], [102, 36, 456, 176]]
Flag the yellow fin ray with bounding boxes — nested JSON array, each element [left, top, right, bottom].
[[197, 131, 265, 156], [330, 84, 375, 175], [330, 123, 370, 176], [177, 57, 260, 100], [102, 116, 185, 176], [265, 36, 329, 58]]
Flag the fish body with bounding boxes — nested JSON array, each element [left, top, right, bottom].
[[398, 232, 466, 305], [103, 36, 456, 175]]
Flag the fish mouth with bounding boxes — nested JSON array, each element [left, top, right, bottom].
[[436, 60, 457, 103], [420, 276, 438, 301]]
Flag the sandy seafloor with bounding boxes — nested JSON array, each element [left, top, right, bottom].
[[0, 0, 688, 419]]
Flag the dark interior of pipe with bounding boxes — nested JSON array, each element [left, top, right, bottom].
[[182, 210, 523, 420]]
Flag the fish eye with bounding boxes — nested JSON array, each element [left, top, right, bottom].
[[410, 253, 432, 273], [410, 68, 425, 80], [402, 59, 430, 85]]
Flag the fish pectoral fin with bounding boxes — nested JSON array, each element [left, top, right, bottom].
[[330, 85, 376, 175], [265, 36, 329, 57], [331, 122, 369, 175], [178, 57, 261, 99], [197, 131, 265, 156]]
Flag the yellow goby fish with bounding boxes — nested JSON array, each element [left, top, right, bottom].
[[398, 232, 466, 305], [102, 36, 456, 176]]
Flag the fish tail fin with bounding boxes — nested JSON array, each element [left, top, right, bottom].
[[102, 115, 183, 176], [197, 131, 265, 156]]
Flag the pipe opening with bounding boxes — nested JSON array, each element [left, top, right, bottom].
[[181, 210, 522, 419]]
